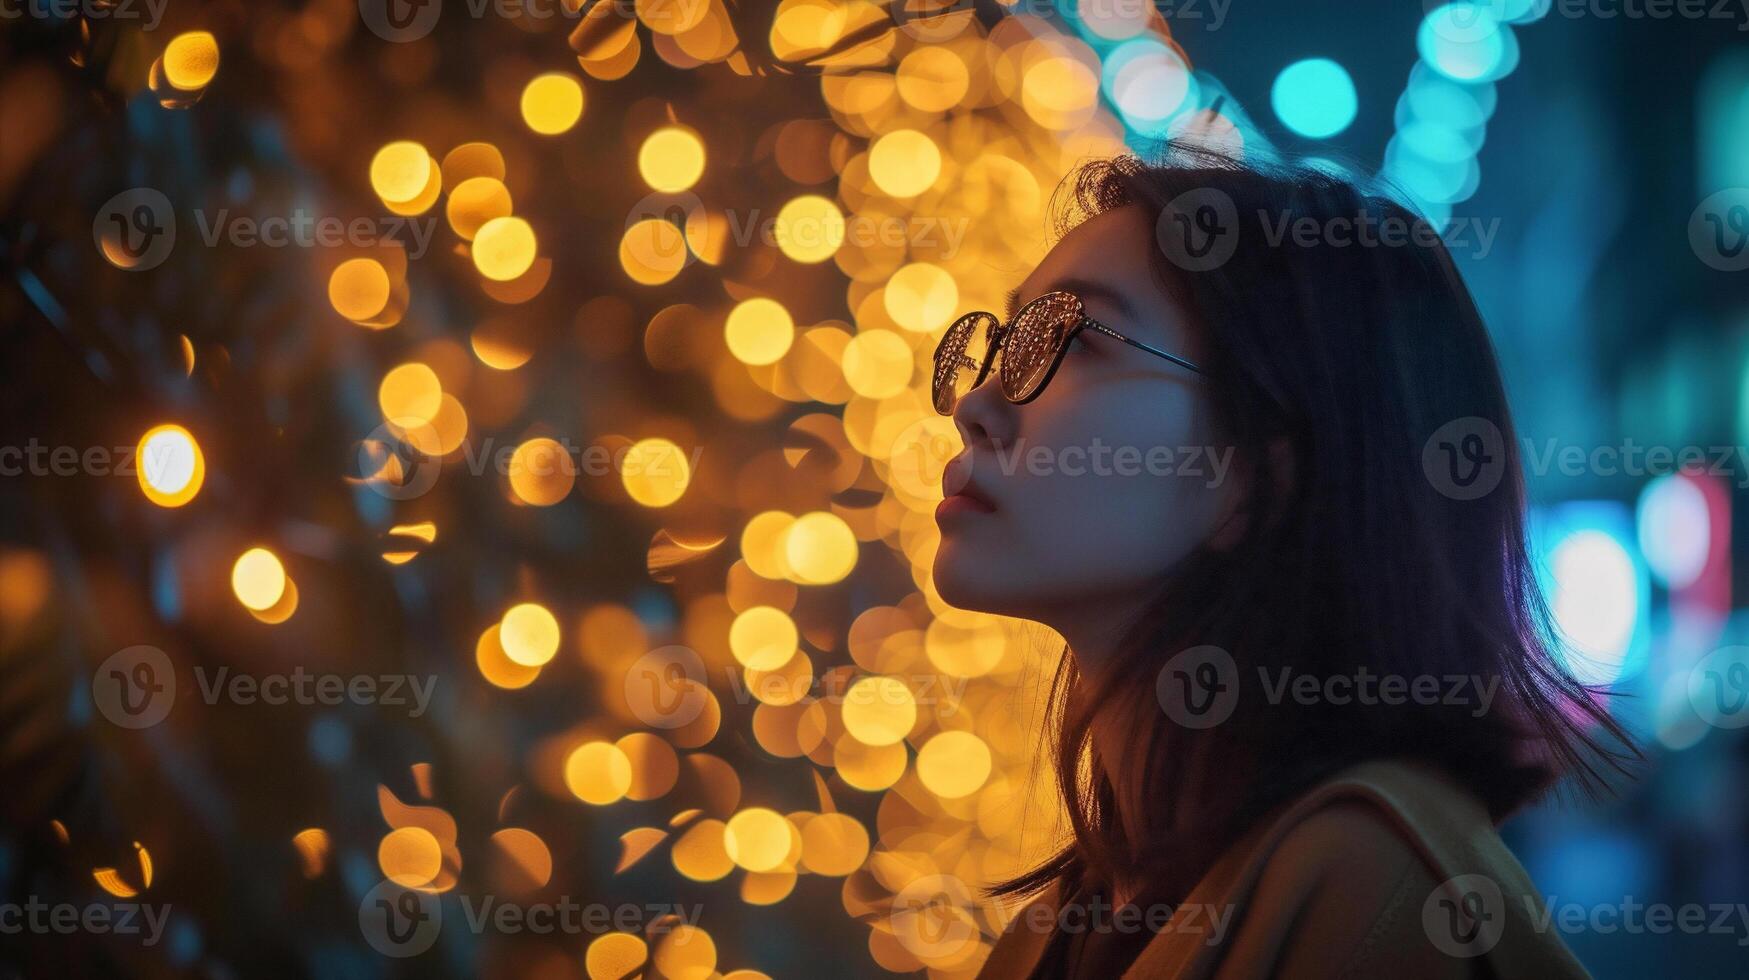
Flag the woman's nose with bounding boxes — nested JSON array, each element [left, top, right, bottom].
[[951, 368, 1013, 449]]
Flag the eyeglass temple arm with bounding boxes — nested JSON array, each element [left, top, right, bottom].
[[1081, 318, 1205, 376]]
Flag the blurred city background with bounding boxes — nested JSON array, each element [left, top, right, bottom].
[[1, 0, 1746, 977]]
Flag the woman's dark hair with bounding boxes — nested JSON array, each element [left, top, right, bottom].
[[992, 141, 1639, 904]]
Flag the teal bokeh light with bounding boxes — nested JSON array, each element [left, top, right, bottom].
[[1270, 58, 1358, 139]]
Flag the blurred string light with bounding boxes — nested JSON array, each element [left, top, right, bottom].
[[64, 2, 1227, 973], [135, 424, 205, 508], [1532, 502, 1650, 690], [1637, 474, 1713, 591], [1270, 58, 1358, 139], [148, 30, 219, 107], [520, 72, 587, 135], [1382, 1, 1546, 227]]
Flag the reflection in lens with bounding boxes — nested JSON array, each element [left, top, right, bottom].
[[1001, 292, 1078, 402], [931, 312, 995, 414]]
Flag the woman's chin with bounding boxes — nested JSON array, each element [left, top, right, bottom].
[[931, 539, 1007, 614]]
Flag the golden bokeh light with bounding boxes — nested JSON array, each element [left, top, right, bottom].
[[840, 675, 916, 747], [586, 933, 648, 980], [729, 605, 798, 671], [508, 437, 576, 506], [773, 195, 845, 264], [883, 262, 959, 333], [672, 818, 734, 881], [783, 511, 857, 585], [564, 741, 633, 805], [445, 177, 514, 241], [896, 47, 969, 112], [377, 362, 443, 426], [740, 510, 797, 580], [620, 218, 689, 286], [651, 924, 717, 980], [724, 297, 794, 366], [916, 730, 993, 798], [638, 127, 706, 192], [499, 602, 561, 667], [328, 258, 393, 323], [722, 807, 792, 873], [162, 31, 220, 91], [136, 423, 205, 507], [231, 547, 287, 612], [521, 72, 586, 135], [615, 732, 680, 801], [476, 624, 541, 690], [377, 826, 442, 888], [369, 141, 435, 205], [868, 129, 942, 198], [620, 437, 691, 507], [472, 216, 538, 282], [841, 329, 913, 398], [799, 812, 869, 876]]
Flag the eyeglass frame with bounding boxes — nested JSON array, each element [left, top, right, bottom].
[[931, 288, 1208, 415]]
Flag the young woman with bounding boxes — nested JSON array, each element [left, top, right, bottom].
[[929, 146, 1635, 978]]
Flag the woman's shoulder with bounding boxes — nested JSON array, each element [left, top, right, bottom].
[[1118, 756, 1593, 978]]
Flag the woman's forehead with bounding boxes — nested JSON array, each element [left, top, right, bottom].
[[1012, 206, 1185, 343]]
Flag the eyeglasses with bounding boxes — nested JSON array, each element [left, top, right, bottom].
[[930, 289, 1206, 415]]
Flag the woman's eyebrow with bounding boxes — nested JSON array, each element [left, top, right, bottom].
[[1049, 277, 1139, 320], [1007, 278, 1138, 322]]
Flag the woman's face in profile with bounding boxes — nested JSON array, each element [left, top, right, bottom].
[[933, 204, 1238, 632]]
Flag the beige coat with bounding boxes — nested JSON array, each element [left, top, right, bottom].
[[977, 758, 1592, 979]]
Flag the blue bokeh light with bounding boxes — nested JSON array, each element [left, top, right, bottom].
[[1271, 58, 1358, 139]]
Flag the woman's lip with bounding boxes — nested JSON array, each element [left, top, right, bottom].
[[936, 494, 996, 521]]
